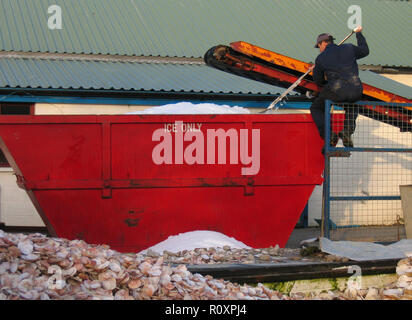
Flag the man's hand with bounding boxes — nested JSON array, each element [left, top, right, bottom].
[[354, 26, 363, 33], [308, 65, 315, 72]]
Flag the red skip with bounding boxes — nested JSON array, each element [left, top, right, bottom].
[[0, 114, 324, 252]]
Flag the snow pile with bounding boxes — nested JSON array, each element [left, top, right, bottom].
[[127, 102, 250, 115], [139, 230, 251, 254]]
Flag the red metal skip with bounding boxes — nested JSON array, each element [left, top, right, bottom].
[[0, 114, 324, 252]]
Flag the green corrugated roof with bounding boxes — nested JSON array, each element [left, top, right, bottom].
[[0, 57, 410, 99], [0, 0, 411, 67], [0, 57, 290, 95]]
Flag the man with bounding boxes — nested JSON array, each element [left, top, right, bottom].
[[310, 26, 369, 149]]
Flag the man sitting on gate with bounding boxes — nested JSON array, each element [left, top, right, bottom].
[[309, 26, 369, 150]]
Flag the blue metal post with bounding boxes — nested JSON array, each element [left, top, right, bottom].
[[323, 100, 332, 238]]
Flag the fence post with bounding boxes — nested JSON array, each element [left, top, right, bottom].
[[322, 100, 332, 239]]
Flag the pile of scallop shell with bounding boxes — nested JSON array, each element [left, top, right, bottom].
[[339, 255, 412, 300], [145, 246, 349, 265], [289, 254, 412, 300], [1, 230, 411, 300], [144, 245, 298, 265], [0, 230, 286, 300], [380, 256, 412, 300]]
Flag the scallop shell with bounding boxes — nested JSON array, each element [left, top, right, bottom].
[[20, 291, 35, 300], [396, 264, 412, 277], [56, 249, 69, 259], [383, 288, 403, 299], [115, 289, 132, 300], [40, 293, 50, 300], [404, 286, 412, 296], [22, 254, 39, 262], [0, 274, 13, 288], [73, 263, 84, 272], [58, 259, 73, 268], [365, 287, 380, 300], [397, 275, 411, 288], [98, 270, 116, 282], [128, 279, 142, 289], [109, 261, 122, 273], [7, 246, 21, 257], [344, 287, 359, 299], [102, 278, 116, 291], [138, 261, 152, 275], [62, 267, 78, 277], [0, 262, 10, 274], [142, 284, 156, 297], [397, 258, 410, 267], [171, 274, 182, 283], [148, 266, 162, 277], [18, 239, 33, 255], [17, 279, 33, 292], [94, 258, 110, 270], [9, 262, 18, 274]]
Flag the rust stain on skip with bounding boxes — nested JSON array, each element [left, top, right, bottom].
[[75, 232, 85, 240], [124, 218, 140, 227]]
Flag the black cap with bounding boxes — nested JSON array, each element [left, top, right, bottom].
[[314, 33, 335, 48]]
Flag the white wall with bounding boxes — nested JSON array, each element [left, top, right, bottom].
[[380, 74, 412, 88], [35, 103, 149, 115], [0, 168, 43, 227], [34, 103, 310, 115]]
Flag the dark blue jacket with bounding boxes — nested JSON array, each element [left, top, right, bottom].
[[313, 32, 369, 96]]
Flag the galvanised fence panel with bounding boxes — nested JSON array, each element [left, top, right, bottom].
[[323, 100, 412, 242]]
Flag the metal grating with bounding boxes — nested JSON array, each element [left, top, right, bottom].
[[323, 101, 412, 243]]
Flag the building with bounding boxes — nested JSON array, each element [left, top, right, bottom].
[[0, 0, 411, 229]]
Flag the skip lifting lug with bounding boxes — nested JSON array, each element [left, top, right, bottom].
[[15, 174, 28, 190], [244, 178, 255, 196], [102, 180, 112, 199]]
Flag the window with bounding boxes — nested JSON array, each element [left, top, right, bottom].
[[0, 103, 34, 167], [0, 103, 34, 115]]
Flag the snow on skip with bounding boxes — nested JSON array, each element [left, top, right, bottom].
[[139, 230, 251, 255], [126, 102, 250, 114]]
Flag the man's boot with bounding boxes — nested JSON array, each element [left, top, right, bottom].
[[339, 131, 354, 148], [330, 132, 339, 147], [321, 132, 339, 155]]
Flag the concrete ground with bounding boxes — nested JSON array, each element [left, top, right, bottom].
[[285, 227, 321, 248], [285, 225, 407, 248]]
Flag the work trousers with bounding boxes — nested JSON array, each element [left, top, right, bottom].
[[310, 85, 362, 140]]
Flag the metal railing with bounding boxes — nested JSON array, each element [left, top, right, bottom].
[[322, 100, 412, 242]]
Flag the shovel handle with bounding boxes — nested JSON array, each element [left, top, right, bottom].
[[338, 30, 355, 46]]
